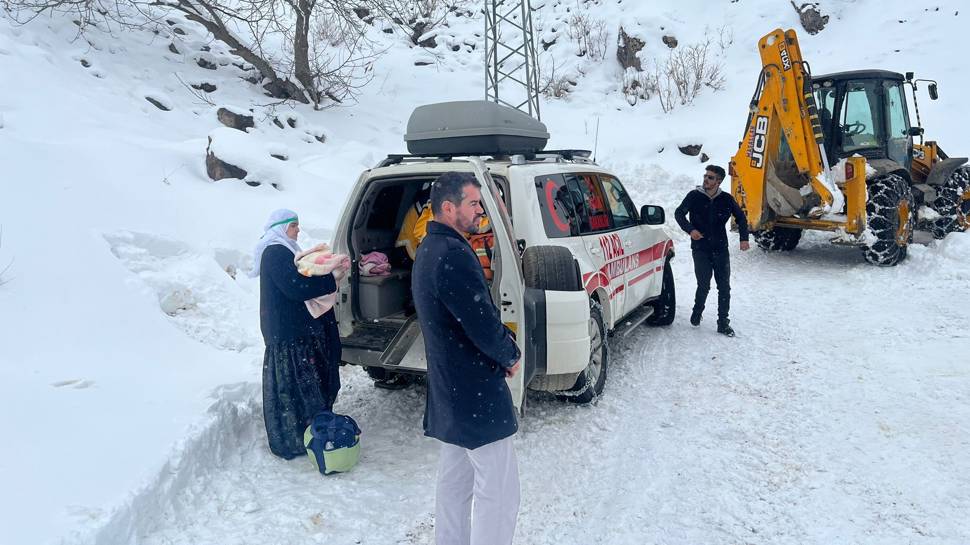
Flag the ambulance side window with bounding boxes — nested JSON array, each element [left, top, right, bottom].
[[565, 173, 612, 234], [598, 175, 638, 229], [534, 174, 582, 238]]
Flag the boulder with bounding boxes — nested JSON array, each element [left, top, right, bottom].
[[216, 107, 254, 131], [146, 97, 170, 111], [205, 136, 248, 181], [616, 27, 645, 71], [679, 144, 703, 157], [791, 2, 829, 35]]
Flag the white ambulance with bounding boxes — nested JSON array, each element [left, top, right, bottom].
[[330, 101, 675, 408]]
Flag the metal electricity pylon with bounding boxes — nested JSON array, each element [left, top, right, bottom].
[[484, 0, 541, 120]]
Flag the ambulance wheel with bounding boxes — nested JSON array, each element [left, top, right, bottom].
[[558, 300, 608, 404], [646, 257, 675, 326], [862, 174, 915, 266]]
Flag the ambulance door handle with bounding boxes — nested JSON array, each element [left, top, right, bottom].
[[624, 240, 633, 247], [588, 246, 601, 255]]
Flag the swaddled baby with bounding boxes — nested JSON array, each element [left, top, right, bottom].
[[294, 244, 351, 318]]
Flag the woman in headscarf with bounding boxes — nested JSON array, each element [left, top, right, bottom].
[[251, 209, 348, 459]]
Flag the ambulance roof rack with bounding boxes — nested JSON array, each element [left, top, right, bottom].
[[377, 149, 596, 168]]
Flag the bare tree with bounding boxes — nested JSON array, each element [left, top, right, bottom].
[[1, 0, 126, 30], [3, 0, 377, 107], [153, 0, 310, 102]]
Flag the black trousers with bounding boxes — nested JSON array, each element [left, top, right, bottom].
[[691, 247, 731, 325]]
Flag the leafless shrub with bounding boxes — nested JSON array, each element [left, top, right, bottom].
[[621, 67, 656, 106], [539, 57, 575, 99], [651, 39, 725, 113], [364, 0, 470, 46], [566, 10, 607, 61], [716, 24, 734, 53]]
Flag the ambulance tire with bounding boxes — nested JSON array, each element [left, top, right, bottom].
[[557, 300, 608, 405], [646, 257, 676, 326], [522, 245, 582, 291]]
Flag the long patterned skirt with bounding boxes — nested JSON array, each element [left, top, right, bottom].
[[262, 334, 340, 459]]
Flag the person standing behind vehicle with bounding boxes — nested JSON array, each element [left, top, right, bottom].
[[250, 209, 349, 459], [411, 172, 522, 545], [674, 165, 750, 337]]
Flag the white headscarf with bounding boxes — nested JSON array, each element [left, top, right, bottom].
[[250, 208, 301, 277]]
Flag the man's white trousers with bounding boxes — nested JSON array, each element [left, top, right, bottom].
[[435, 435, 520, 545]]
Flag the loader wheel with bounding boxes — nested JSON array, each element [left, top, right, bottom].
[[646, 257, 675, 326], [862, 174, 915, 266], [522, 245, 582, 291], [927, 166, 970, 239], [557, 300, 608, 404], [753, 227, 802, 251]]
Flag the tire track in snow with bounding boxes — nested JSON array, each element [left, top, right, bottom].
[[124, 232, 970, 545]]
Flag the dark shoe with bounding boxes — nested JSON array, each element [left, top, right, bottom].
[[690, 310, 703, 326], [717, 323, 735, 337]]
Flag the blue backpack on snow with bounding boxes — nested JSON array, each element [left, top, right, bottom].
[[303, 410, 361, 475]]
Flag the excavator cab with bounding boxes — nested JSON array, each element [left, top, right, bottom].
[[812, 70, 915, 173]]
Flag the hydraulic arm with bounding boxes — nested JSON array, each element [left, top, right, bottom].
[[730, 29, 844, 230]]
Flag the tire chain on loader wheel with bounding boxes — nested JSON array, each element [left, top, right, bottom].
[[646, 257, 676, 326], [927, 166, 970, 239], [753, 226, 802, 252], [863, 173, 916, 266], [556, 300, 608, 404]]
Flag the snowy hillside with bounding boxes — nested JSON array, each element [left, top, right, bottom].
[[0, 1, 968, 544]]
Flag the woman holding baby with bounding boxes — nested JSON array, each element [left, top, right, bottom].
[[250, 209, 350, 460]]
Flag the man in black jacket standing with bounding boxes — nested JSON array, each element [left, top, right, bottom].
[[675, 165, 750, 337], [412, 171, 522, 545]]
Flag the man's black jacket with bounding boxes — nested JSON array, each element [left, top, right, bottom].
[[412, 221, 521, 450], [675, 188, 750, 251]]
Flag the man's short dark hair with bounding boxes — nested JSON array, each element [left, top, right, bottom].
[[430, 172, 481, 215], [705, 164, 726, 181]]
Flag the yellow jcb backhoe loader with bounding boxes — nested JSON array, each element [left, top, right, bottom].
[[730, 28, 970, 265]]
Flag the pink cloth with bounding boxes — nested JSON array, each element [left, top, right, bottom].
[[359, 251, 391, 276], [294, 246, 350, 318]]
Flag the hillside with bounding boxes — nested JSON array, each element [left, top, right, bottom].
[[1, 1, 968, 544]]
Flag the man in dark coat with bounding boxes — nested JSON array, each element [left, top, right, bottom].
[[675, 165, 750, 337], [412, 171, 522, 545]]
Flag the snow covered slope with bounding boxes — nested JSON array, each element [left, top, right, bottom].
[[0, 1, 967, 544]]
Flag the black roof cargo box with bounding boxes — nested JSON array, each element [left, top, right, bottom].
[[404, 100, 549, 156]]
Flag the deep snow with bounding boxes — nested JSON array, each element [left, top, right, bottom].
[[1, 0, 968, 544]]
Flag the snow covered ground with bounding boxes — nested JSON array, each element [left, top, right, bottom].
[[1, 0, 968, 544]]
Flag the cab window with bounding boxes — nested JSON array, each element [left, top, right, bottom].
[[884, 81, 911, 168], [599, 175, 638, 229], [840, 80, 885, 153]]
